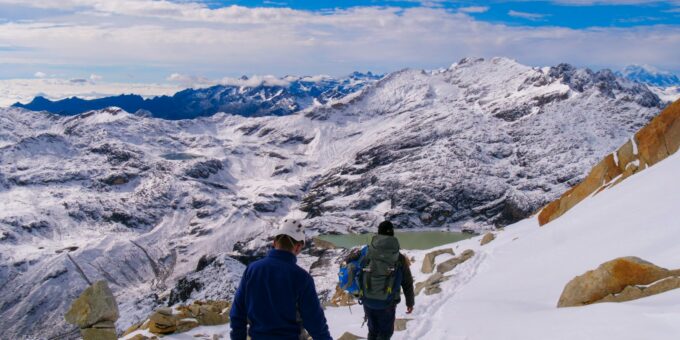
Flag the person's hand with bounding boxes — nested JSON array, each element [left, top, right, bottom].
[[406, 306, 414, 314]]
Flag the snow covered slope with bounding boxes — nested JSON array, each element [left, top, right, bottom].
[[0, 57, 666, 338], [319, 142, 680, 340]]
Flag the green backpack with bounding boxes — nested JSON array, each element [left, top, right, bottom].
[[360, 234, 401, 302]]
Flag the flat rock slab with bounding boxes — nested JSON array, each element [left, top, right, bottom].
[[436, 249, 475, 274], [421, 248, 454, 274]]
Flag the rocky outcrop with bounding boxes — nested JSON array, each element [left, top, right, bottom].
[[557, 257, 680, 307], [480, 232, 495, 246], [64, 280, 119, 340], [415, 272, 450, 296], [123, 300, 231, 337], [436, 249, 474, 274], [421, 248, 454, 274], [540, 99, 680, 226]]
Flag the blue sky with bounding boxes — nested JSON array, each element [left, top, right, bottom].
[[192, 0, 680, 28], [0, 0, 679, 99]]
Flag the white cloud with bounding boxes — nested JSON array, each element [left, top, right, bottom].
[[219, 75, 291, 87], [459, 6, 489, 14], [34, 71, 47, 78], [0, 1, 678, 81], [0, 78, 181, 107], [508, 10, 548, 21], [89, 73, 103, 81]]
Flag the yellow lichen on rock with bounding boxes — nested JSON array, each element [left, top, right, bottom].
[[557, 257, 680, 307]]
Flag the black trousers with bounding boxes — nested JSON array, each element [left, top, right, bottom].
[[363, 304, 396, 340]]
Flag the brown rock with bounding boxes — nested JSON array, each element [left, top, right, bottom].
[[312, 237, 337, 250], [415, 272, 450, 296], [337, 332, 365, 340], [196, 309, 229, 326], [330, 285, 357, 306], [421, 248, 454, 274], [480, 233, 495, 246], [557, 257, 673, 307], [65, 280, 119, 328], [540, 99, 680, 226], [394, 318, 412, 331], [156, 307, 174, 316], [123, 321, 144, 337], [129, 335, 151, 340], [176, 318, 200, 333], [149, 311, 178, 334], [436, 249, 474, 274], [91, 320, 115, 328], [80, 327, 117, 340]]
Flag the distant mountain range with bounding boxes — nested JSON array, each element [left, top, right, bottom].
[[617, 65, 680, 88], [11, 72, 382, 119]]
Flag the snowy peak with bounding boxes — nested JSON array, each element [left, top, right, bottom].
[[618, 64, 680, 87]]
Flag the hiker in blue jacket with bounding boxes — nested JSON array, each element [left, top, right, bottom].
[[344, 221, 415, 340], [230, 219, 332, 340]]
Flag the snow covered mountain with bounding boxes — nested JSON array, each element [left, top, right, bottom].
[[618, 65, 680, 88], [10, 72, 382, 120], [0, 57, 665, 338]]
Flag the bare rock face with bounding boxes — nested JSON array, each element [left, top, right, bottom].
[[436, 249, 475, 274], [557, 257, 680, 307], [480, 233, 495, 246], [421, 248, 454, 274], [540, 99, 680, 226], [64, 280, 119, 340]]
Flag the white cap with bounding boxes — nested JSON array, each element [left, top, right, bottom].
[[275, 218, 305, 243]]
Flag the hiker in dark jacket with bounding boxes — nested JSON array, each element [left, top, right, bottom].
[[230, 219, 332, 340], [344, 221, 415, 340]]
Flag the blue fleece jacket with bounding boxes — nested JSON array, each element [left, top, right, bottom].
[[230, 249, 332, 340]]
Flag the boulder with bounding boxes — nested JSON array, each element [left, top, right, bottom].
[[480, 233, 495, 246], [176, 318, 200, 333], [415, 272, 450, 296], [421, 248, 454, 274], [557, 257, 676, 307], [196, 309, 229, 326], [338, 332, 365, 340], [598, 276, 680, 304], [148, 311, 178, 334], [64, 280, 119, 328], [129, 335, 153, 340], [394, 318, 412, 331], [80, 328, 117, 340], [436, 249, 474, 274]]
